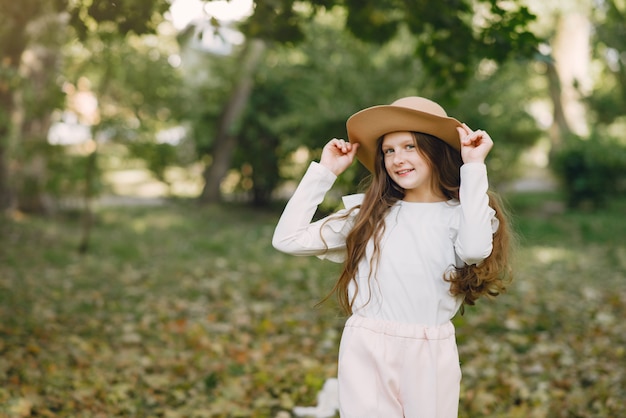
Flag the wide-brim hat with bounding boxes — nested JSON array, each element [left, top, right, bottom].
[[346, 96, 463, 172]]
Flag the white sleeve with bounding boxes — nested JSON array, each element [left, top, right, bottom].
[[272, 162, 358, 263], [454, 163, 499, 265]]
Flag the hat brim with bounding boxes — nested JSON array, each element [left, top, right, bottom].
[[346, 105, 463, 172]]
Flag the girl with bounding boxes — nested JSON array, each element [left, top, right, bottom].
[[273, 96, 511, 417]]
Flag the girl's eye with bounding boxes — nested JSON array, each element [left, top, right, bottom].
[[406, 144, 415, 150], [383, 148, 394, 155]]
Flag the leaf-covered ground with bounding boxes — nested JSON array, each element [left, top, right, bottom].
[[1, 195, 625, 417]]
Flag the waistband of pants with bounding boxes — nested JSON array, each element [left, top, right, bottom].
[[345, 315, 455, 340]]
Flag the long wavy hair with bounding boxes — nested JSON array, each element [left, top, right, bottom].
[[325, 132, 513, 314]]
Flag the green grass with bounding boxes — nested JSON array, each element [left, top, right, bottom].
[[1, 194, 625, 417]]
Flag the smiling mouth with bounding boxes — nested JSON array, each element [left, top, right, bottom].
[[396, 169, 414, 176]]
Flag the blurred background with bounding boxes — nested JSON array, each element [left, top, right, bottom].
[[1, 0, 624, 213], [1, 1, 625, 417]]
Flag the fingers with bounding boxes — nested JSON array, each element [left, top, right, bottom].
[[347, 141, 359, 158], [456, 123, 472, 140], [458, 124, 492, 148], [327, 138, 357, 155], [464, 131, 492, 147], [321, 138, 359, 175]]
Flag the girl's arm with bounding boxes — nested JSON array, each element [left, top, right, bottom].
[[454, 163, 498, 265], [454, 125, 498, 265], [272, 139, 359, 259]]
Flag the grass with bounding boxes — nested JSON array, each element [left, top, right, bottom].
[[1, 193, 625, 417]]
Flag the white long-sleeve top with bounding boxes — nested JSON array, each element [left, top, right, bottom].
[[272, 162, 498, 326]]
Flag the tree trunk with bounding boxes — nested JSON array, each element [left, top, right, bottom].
[[545, 60, 571, 154], [15, 40, 61, 213], [0, 54, 21, 213], [0, 2, 62, 212], [547, 11, 592, 156], [199, 38, 266, 203], [0, 116, 13, 212], [78, 145, 97, 254], [1, 9, 67, 213], [552, 12, 591, 137]]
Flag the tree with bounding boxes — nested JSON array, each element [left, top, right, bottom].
[[0, 0, 171, 213], [198, 0, 541, 203], [240, 0, 540, 91], [228, 9, 417, 205], [0, 0, 67, 211], [11, 11, 68, 213], [198, 38, 266, 203], [587, 0, 626, 126], [549, 0, 626, 208], [217, 7, 543, 208], [233, 77, 287, 206], [63, 3, 184, 252], [540, 2, 593, 152], [447, 60, 544, 186]]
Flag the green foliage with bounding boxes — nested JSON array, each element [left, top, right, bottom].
[[0, 0, 71, 211], [447, 60, 544, 185], [1, 197, 625, 416], [241, 0, 308, 43], [258, 10, 432, 195], [68, 0, 170, 40], [234, 78, 287, 206], [551, 134, 626, 209], [584, 86, 625, 126], [220, 6, 544, 205], [183, 56, 241, 156], [509, 191, 626, 246], [46, 145, 102, 200], [66, 31, 184, 120], [0, 0, 66, 59], [59, 16, 189, 194], [12, 140, 101, 211], [204, 9, 431, 203], [588, 0, 626, 125], [126, 141, 178, 184], [239, 0, 541, 92], [343, 0, 403, 42], [0, 0, 184, 212]]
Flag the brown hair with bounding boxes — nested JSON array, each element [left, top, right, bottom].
[[325, 132, 512, 314]]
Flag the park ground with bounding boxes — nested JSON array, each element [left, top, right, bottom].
[[1, 177, 625, 417]]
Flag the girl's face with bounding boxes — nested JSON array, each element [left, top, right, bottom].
[[382, 131, 441, 202]]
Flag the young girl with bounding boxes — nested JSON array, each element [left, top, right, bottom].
[[273, 96, 511, 417]]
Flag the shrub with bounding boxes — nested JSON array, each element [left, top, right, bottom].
[[551, 133, 626, 209]]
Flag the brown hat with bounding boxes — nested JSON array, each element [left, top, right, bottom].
[[346, 96, 463, 172]]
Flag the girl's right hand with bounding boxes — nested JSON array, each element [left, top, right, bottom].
[[320, 138, 359, 176]]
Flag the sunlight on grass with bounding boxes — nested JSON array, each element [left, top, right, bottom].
[[528, 245, 575, 264]]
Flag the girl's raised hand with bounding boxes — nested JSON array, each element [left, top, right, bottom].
[[456, 123, 493, 164], [320, 138, 359, 176]]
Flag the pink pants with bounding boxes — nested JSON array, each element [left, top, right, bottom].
[[338, 316, 461, 418]]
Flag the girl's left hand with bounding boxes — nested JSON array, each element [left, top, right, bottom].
[[457, 123, 493, 164]]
